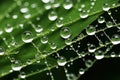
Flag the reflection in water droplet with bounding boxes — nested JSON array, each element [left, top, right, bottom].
[[103, 3, 110, 11], [22, 31, 33, 43], [95, 50, 104, 60], [60, 27, 71, 39]]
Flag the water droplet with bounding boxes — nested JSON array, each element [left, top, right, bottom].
[[12, 60, 22, 71], [95, 50, 104, 60], [106, 21, 113, 28], [86, 25, 96, 35], [111, 34, 120, 45], [22, 31, 33, 43], [0, 29, 3, 35], [42, 0, 50, 3], [60, 27, 71, 39], [63, 0, 73, 10], [65, 38, 72, 45], [5, 24, 13, 33], [0, 47, 5, 56], [80, 10, 88, 19], [103, 3, 110, 11], [50, 43, 57, 49], [20, 7, 28, 13], [57, 56, 67, 66], [48, 11, 58, 21], [88, 44, 96, 53], [24, 13, 31, 19], [56, 18, 63, 28], [19, 72, 26, 79], [41, 36, 48, 44], [111, 52, 116, 57], [35, 25, 43, 33], [12, 15, 18, 19], [98, 16, 105, 24], [85, 59, 93, 68], [79, 68, 85, 75]]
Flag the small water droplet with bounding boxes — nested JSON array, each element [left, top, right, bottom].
[[56, 18, 63, 28], [65, 38, 72, 45], [0, 47, 5, 56], [63, 0, 73, 10], [88, 44, 96, 53], [22, 31, 33, 43], [42, 0, 50, 3], [0, 29, 3, 35], [5, 24, 13, 33], [20, 7, 28, 13], [12, 60, 22, 71], [41, 36, 48, 44], [35, 25, 43, 33], [85, 59, 93, 68], [86, 25, 96, 35], [50, 43, 57, 49], [111, 34, 120, 45], [57, 56, 67, 66], [12, 15, 18, 19], [19, 72, 26, 79], [98, 16, 105, 24], [24, 13, 31, 19], [60, 27, 71, 39], [106, 21, 113, 28], [48, 11, 58, 21]]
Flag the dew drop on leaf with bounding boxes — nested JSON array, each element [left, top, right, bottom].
[[88, 44, 96, 53], [106, 21, 113, 28], [0, 47, 5, 56], [19, 72, 26, 79], [80, 10, 88, 19], [85, 59, 93, 68], [48, 11, 58, 21], [57, 56, 67, 66], [86, 25, 96, 35], [111, 34, 120, 45], [22, 31, 33, 43], [35, 25, 43, 33], [60, 27, 71, 39], [41, 0, 50, 3], [5, 24, 13, 33], [63, 0, 73, 10], [50, 43, 57, 50], [41, 36, 48, 44], [103, 3, 110, 11], [79, 68, 85, 75], [98, 16, 105, 24], [20, 7, 29, 13], [11, 60, 22, 71], [95, 50, 104, 60]]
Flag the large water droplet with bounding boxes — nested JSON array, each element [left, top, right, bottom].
[[22, 31, 33, 43], [103, 3, 110, 11], [0, 47, 5, 56], [63, 0, 73, 10], [111, 34, 120, 45], [48, 11, 58, 21], [95, 50, 104, 60], [86, 25, 96, 35], [80, 10, 88, 19], [57, 56, 67, 66], [60, 27, 71, 39], [41, 36, 48, 44], [12, 60, 22, 71]]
